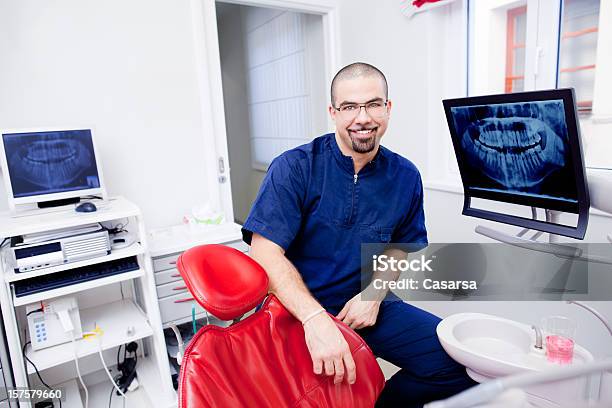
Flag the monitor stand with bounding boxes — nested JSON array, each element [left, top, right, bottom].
[[37, 197, 80, 209]]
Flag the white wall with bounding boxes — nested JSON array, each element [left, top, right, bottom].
[[243, 8, 311, 166], [0, 0, 215, 229], [336, 0, 430, 172]]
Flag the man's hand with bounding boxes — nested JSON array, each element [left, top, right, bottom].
[[303, 312, 356, 385], [250, 234, 357, 385], [336, 293, 381, 330]]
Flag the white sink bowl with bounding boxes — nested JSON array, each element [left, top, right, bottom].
[[437, 313, 594, 407]]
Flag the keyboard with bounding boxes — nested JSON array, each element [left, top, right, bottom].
[[13, 256, 140, 297]]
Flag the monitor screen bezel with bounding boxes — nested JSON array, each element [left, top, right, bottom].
[[0, 126, 107, 210], [443, 88, 590, 239]]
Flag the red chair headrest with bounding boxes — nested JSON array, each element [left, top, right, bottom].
[[176, 244, 269, 320]]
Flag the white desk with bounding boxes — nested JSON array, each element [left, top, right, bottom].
[[0, 197, 176, 408]]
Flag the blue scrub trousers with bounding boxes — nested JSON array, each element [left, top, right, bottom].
[[324, 296, 478, 408]]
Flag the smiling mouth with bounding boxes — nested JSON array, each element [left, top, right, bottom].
[[349, 128, 377, 137]]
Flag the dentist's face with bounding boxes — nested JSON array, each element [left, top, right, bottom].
[[329, 76, 392, 155]]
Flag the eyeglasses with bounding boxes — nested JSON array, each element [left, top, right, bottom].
[[333, 100, 389, 120]]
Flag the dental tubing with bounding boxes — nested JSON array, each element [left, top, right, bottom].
[[424, 359, 612, 408]]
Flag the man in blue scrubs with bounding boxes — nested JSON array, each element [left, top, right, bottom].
[[242, 62, 476, 407]]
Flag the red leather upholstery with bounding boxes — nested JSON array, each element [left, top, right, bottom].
[[177, 244, 268, 320], [176, 245, 385, 407]]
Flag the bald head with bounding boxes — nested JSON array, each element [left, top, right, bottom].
[[330, 62, 388, 106]]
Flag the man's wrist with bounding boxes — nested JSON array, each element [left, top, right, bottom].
[[301, 308, 326, 326], [362, 284, 388, 303], [303, 310, 331, 328]]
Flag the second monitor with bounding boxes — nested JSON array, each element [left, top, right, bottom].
[[443, 88, 590, 239]]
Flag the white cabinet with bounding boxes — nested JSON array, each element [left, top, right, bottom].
[[0, 197, 176, 408]]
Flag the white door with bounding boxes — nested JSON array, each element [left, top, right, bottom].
[[196, 0, 339, 223]]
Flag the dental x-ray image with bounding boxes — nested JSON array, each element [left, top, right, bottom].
[[450, 100, 578, 207], [2, 129, 100, 198], [444, 89, 589, 238]]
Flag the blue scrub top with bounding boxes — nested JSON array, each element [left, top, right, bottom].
[[242, 133, 427, 305]]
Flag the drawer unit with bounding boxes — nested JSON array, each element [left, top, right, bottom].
[[156, 280, 188, 299], [152, 254, 180, 273], [159, 292, 206, 324], [153, 240, 248, 272], [154, 268, 183, 286], [152, 239, 248, 325]]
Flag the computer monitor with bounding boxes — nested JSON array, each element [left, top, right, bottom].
[[443, 89, 590, 239], [0, 127, 106, 210]]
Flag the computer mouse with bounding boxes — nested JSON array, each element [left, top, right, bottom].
[[75, 202, 97, 213]]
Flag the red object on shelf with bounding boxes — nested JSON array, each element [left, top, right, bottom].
[[560, 64, 596, 73], [563, 26, 598, 39], [176, 244, 385, 408], [412, 0, 443, 8]]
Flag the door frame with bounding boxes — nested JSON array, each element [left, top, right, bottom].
[[189, 0, 340, 222]]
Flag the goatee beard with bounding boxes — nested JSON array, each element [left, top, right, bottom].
[[351, 135, 377, 154]]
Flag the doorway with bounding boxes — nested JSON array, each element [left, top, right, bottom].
[[215, 1, 332, 224]]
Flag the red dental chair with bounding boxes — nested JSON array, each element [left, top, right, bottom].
[[175, 244, 385, 407]]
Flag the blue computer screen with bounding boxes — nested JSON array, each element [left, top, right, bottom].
[[450, 100, 578, 206], [2, 129, 101, 198]]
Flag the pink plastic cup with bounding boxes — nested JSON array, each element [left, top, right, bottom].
[[542, 316, 577, 364]]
